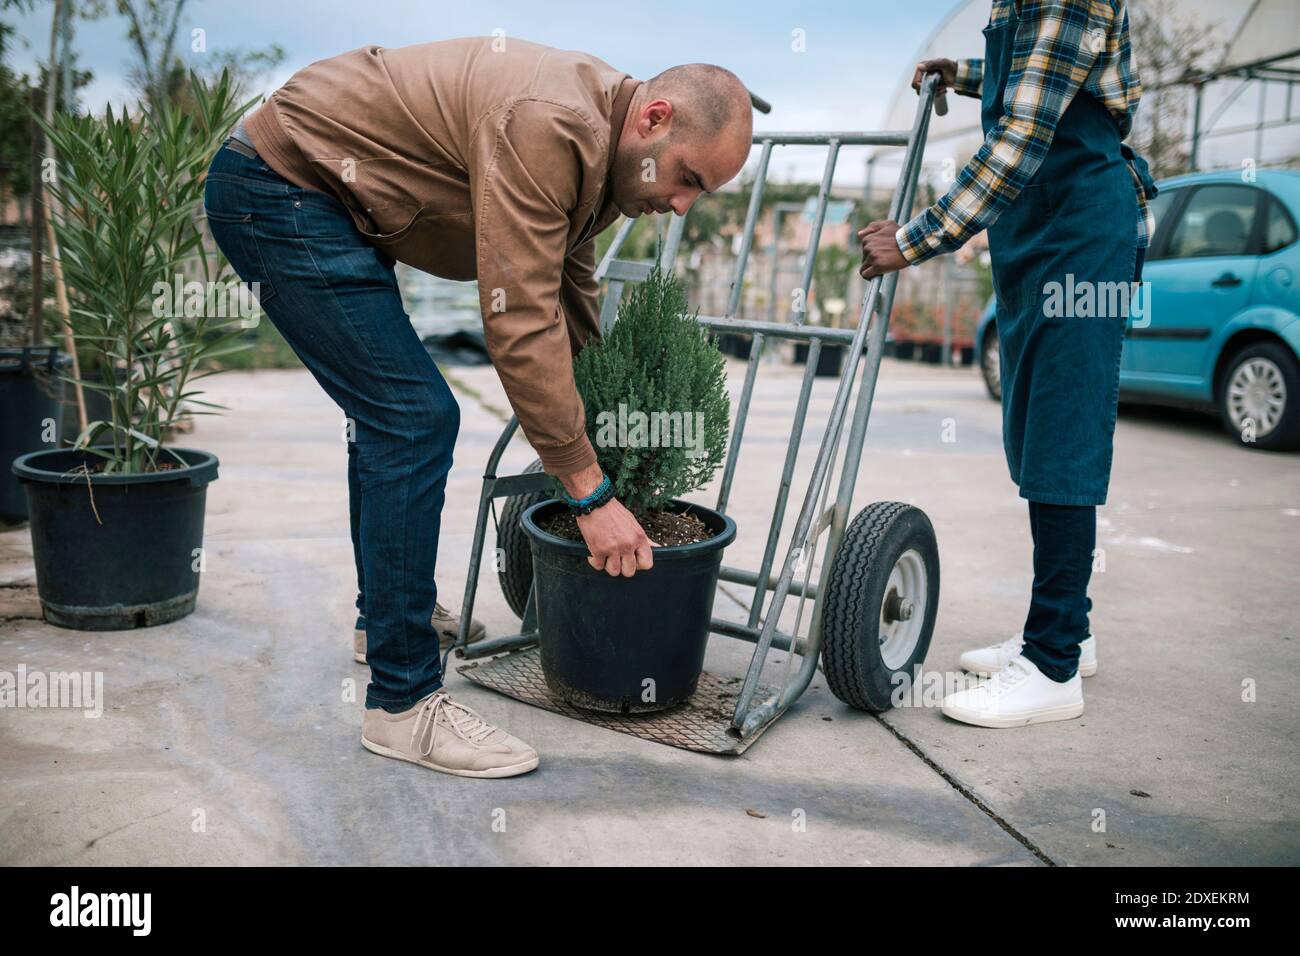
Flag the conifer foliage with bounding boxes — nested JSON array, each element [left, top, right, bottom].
[[567, 267, 730, 516]]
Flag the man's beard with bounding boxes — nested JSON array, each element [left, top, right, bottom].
[[610, 139, 665, 216]]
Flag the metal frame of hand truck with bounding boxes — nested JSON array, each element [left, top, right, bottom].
[[450, 74, 945, 739]]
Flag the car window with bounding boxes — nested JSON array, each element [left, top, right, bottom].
[[1167, 185, 1258, 258], [1146, 188, 1178, 243], [1263, 195, 1297, 254]]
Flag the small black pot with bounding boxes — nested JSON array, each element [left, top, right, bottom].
[[0, 347, 70, 524], [11, 447, 219, 630], [793, 342, 846, 376], [720, 333, 754, 358], [520, 498, 736, 713]]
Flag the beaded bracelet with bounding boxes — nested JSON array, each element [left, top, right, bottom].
[[563, 474, 615, 516]]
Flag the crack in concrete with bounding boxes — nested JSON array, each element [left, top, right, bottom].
[[436, 367, 1053, 863], [873, 714, 1057, 866], [726, 586, 1054, 864]]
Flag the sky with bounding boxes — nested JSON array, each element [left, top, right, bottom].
[[8, 1, 1293, 187], [4, 0, 970, 187]]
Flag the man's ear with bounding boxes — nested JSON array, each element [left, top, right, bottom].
[[640, 98, 674, 137]]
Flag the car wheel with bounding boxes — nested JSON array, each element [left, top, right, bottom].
[[980, 326, 1001, 401], [1217, 341, 1300, 451]]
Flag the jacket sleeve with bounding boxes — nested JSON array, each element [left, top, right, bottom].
[[560, 238, 603, 354], [470, 99, 603, 475]]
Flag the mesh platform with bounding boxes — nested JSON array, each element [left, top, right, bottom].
[[457, 647, 778, 755]]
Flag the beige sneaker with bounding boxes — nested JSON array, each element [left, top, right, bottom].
[[361, 690, 539, 778], [353, 602, 487, 664]]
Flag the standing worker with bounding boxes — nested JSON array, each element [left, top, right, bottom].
[[859, 0, 1157, 727]]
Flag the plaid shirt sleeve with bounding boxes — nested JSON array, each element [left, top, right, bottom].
[[952, 58, 984, 98], [896, 0, 1117, 265]]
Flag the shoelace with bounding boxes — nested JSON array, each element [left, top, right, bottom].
[[997, 632, 1025, 656], [411, 692, 497, 757], [985, 658, 1030, 698]]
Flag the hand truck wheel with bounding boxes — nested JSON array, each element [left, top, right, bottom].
[[820, 501, 940, 712], [496, 459, 546, 619]]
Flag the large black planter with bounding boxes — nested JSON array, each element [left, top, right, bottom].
[[520, 498, 736, 713], [0, 347, 70, 523], [11, 447, 219, 630]]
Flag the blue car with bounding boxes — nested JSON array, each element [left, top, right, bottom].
[[977, 169, 1300, 450]]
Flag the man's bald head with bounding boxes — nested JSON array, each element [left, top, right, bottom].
[[609, 63, 754, 220], [642, 63, 753, 146]]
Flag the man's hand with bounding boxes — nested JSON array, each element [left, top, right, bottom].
[[859, 220, 909, 280], [559, 463, 656, 577], [912, 58, 957, 97]]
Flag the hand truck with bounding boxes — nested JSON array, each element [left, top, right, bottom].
[[451, 74, 947, 741]]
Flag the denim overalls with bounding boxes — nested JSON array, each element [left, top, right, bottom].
[[980, 1, 1156, 679], [984, 2, 1155, 505]]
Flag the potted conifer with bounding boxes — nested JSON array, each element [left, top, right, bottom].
[[10, 71, 251, 629], [521, 267, 735, 713]]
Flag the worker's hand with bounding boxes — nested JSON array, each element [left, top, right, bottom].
[[559, 462, 656, 577], [576, 496, 657, 577], [859, 220, 909, 280], [912, 58, 957, 97]]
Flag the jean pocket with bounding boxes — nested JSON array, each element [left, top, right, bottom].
[[203, 207, 254, 225], [292, 186, 361, 239], [204, 209, 279, 310]]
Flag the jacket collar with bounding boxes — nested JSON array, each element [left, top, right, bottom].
[[580, 76, 640, 241], [607, 76, 639, 179]]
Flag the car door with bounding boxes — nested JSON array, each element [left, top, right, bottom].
[[1127, 183, 1262, 392], [1121, 186, 1179, 373]]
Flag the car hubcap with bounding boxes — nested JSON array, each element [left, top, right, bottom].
[[879, 549, 927, 670], [984, 337, 1000, 393], [1228, 357, 1286, 438]]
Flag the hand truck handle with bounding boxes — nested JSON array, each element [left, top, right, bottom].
[[926, 71, 949, 117]]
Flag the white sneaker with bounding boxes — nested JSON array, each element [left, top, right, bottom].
[[959, 633, 1096, 678], [942, 654, 1084, 728]]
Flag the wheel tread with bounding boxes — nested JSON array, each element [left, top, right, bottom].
[[820, 501, 938, 712]]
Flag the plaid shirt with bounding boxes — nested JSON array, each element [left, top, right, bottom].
[[897, 0, 1154, 265]]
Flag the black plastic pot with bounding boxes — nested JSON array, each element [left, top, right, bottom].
[[793, 341, 846, 376], [1, 347, 71, 524], [11, 447, 219, 630], [520, 498, 736, 713], [715, 332, 753, 359]]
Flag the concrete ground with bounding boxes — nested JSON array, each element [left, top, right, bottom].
[[2, 353, 1297, 866]]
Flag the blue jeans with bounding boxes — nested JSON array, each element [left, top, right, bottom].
[[203, 140, 457, 712], [1018, 501, 1096, 682]]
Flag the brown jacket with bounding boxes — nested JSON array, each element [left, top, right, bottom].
[[244, 38, 640, 473]]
